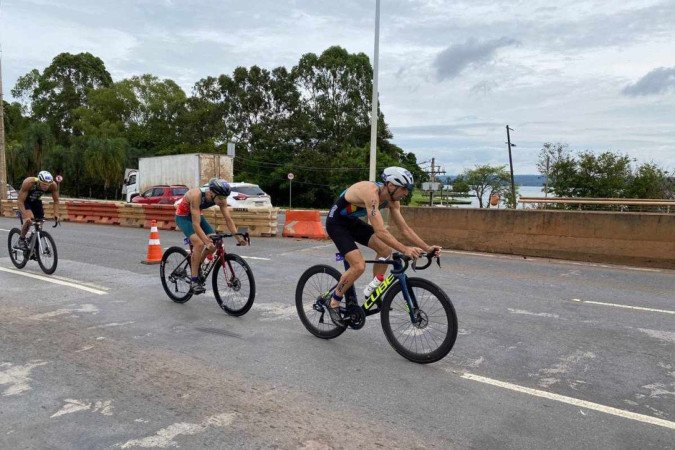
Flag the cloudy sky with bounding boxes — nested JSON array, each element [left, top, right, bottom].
[[2, 0, 674, 174]]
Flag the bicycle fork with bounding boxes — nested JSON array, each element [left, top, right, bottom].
[[396, 276, 426, 328]]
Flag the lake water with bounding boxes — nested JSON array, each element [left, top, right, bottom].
[[447, 185, 551, 209]]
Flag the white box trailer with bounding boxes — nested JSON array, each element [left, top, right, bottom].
[[123, 153, 233, 202]]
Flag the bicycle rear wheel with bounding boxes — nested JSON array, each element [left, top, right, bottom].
[[295, 264, 346, 339], [160, 247, 193, 303], [212, 254, 255, 316], [380, 277, 457, 364], [7, 228, 28, 269], [36, 231, 58, 274]]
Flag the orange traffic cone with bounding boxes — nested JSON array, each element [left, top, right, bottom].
[[141, 220, 163, 264]]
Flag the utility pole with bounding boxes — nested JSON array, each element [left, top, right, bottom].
[[506, 125, 516, 208], [425, 157, 446, 207], [0, 53, 7, 201]]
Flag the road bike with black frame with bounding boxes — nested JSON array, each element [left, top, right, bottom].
[[296, 252, 458, 364], [7, 210, 60, 274], [160, 232, 255, 316]]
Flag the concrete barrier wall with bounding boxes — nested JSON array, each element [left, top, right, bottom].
[[0, 200, 278, 237], [390, 208, 675, 269]]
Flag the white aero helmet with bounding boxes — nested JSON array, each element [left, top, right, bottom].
[[38, 170, 53, 183], [381, 166, 414, 191]]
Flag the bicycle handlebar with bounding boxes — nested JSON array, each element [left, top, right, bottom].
[[366, 252, 441, 272], [208, 232, 250, 246]]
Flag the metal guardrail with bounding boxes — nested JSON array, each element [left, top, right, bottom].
[[519, 197, 674, 213]]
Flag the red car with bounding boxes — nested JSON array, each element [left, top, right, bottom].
[[132, 185, 189, 204]]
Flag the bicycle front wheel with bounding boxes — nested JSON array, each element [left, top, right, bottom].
[[36, 231, 58, 274], [212, 254, 255, 316], [295, 264, 346, 339], [380, 277, 458, 364], [160, 247, 193, 303], [7, 228, 28, 269]]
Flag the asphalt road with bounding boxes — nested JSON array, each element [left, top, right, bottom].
[[0, 217, 673, 449]]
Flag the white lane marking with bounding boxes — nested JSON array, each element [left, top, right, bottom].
[[253, 302, 296, 321], [508, 308, 560, 319], [51, 399, 114, 418], [241, 256, 271, 261], [120, 413, 236, 448], [572, 298, 674, 315], [637, 328, 675, 344], [74, 346, 95, 353], [87, 321, 135, 329], [49, 274, 109, 291], [30, 304, 99, 321], [0, 267, 107, 295], [0, 360, 49, 396], [461, 372, 675, 430], [0, 228, 13, 232]]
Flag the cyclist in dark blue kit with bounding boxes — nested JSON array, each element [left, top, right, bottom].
[[324, 166, 441, 326]]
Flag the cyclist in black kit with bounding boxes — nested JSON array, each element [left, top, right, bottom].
[[15, 171, 60, 250], [324, 166, 441, 326]]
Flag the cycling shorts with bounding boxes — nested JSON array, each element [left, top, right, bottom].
[[325, 215, 374, 256], [24, 199, 45, 220], [175, 215, 214, 239]]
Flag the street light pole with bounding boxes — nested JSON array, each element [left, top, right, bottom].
[[506, 125, 516, 208], [368, 0, 381, 182]]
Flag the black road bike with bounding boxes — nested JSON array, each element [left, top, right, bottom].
[[160, 233, 255, 316], [7, 211, 59, 274], [296, 252, 458, 364]]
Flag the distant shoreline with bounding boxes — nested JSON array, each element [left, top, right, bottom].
[[442, 174, 546, 187]]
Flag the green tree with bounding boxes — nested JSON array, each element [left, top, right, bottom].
[[451, 176, 470, 193], [537, 142, 569, 196], [83, 137, 128, 199], [12, 52, 113, 145], [463, 165, 512, 208], [22, 122, 55, 173], [121, 75, 187, 155], [544, 148, 672, 201], [576, 151, 632, 198], [3, 101, 32, 184], [627, 163, 673, 199], [293, 46, 384, 149]]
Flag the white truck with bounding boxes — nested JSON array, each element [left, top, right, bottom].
[[122, 153, 234, 202]]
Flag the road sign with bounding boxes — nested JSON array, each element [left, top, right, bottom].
[[55, 175, 63, 183], [422, 182, 441, 191], [287, 173, 294, 180]]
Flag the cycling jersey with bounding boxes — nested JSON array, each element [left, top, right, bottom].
[[175, 189, 216, 217], [27, 178, 51, 202], [326, 182, 389, 256], [329, 182, 389, 220]]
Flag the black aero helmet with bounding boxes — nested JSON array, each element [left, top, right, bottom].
[[208, 178, 231, 197]]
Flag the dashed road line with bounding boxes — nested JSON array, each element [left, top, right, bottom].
[[572, 298, 674, 315], [461, 372, 675, 430], [0, 266, 107, 295], [241, 256, 271, 261]]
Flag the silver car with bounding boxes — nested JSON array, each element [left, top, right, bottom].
[[200, 182, 273, 208], [7, 184, 18, 200]]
